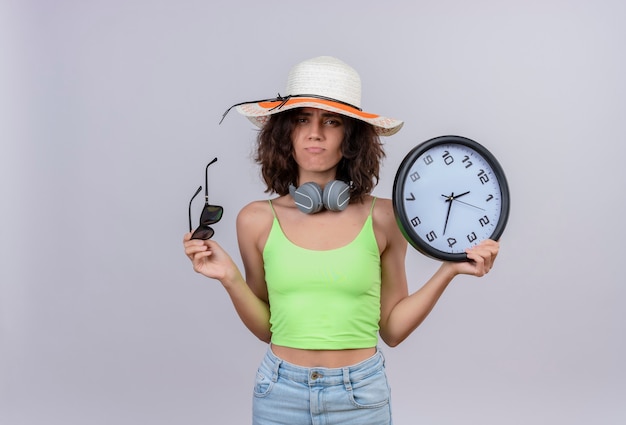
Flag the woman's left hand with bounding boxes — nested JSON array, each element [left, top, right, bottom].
[[447, 239, 500, 277]]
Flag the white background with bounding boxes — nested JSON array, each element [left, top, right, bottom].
[[1, 1, 625, 424]]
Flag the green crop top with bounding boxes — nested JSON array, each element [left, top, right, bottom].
[[262, 199, 381, 350]]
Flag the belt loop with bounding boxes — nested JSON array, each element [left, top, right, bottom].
[[378, 347, 386, 366], [269, 349, 281, 383], [342, 367, 352, 391]]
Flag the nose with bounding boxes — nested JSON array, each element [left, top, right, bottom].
[[307, 120, 322, 140]]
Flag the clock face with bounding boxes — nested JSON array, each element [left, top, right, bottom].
[[393, 135, 510, 261]]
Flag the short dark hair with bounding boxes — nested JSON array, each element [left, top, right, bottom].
[[254, 108, 385, 203]]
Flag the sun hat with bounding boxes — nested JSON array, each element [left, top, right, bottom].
[[220, 56, 403, 136]]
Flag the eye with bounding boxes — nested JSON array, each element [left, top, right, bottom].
[[295, 116, 308, 124], [324, 117, 343, 126]]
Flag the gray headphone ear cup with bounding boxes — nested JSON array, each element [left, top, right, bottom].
[[323, 180, 351, 211], [290, 182, 323, 214]]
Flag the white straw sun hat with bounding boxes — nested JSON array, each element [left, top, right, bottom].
[[221, 56, 403, 136]]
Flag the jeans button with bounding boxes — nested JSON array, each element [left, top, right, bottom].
[[310, 371, 322, 380]]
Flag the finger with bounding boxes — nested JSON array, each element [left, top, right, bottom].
[[480, 241, 499, 266], [203, 239, 219, 250], [185, 243, 208, 254], [466, 252, 487, 276], [468, 245, 497, 275], [473, 240, 499, 260], [184, 238, 206, 247], [483, 239, 500, 255], [191, 251, 214, 273], [191, 250, 213, 263], [185, 243, 209, 260]]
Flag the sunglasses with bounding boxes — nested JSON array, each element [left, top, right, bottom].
[[188, 157, 223, 240]]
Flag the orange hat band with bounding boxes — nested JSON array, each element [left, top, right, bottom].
[[257, 97, 380, 119]]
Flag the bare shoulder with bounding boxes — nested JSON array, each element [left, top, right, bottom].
[[236, 199, 276, 251], [372, 197, 396, 227], [237, 199, 274, 228], [372, 196, 407, 251]]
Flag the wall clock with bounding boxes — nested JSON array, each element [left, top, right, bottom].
[[393, 135, 510, 261]]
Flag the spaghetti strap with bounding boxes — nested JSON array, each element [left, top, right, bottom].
[[268, 199, 277, 218], [370, 197, 377, 215]]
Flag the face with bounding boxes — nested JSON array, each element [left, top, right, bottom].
[[290, 107, 345, 179]]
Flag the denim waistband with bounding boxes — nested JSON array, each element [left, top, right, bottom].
[[260, 345, 386, 387]]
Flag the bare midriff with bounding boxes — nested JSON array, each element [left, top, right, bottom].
[[271, 345, 377, 368]]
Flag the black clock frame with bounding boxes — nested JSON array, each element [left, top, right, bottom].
[[392, 135, 511, 262]]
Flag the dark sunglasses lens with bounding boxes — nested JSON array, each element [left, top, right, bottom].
[[191, 226, 214, 240], [200, 205, 223, 225]]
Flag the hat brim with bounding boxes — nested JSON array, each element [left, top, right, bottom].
[[236, 97, 403, 136]]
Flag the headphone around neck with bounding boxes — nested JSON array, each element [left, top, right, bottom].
[[289, 180, 351, 214]]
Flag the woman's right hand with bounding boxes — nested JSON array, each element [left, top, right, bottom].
[[183, 232, 238, 283]]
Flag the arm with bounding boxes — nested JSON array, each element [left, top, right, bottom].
[[183, 201, 273, 343], [375, 199, 499, 347]]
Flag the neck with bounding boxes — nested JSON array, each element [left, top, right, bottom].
[[298, 173, 338, 188]]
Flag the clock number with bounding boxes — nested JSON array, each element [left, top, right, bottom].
[[477, 169, 490, 185], [467, 232, 478, 243], [424, 155, 434, 165], [462, 155, 473, 168], [426, 230, 437, 242], [479, 216, 490, 227], [410, 171, 420, 182], [486, 194, 494, 202], [442, 150, 454, 165], [447, 237, 457, 248], [405, 192, 415, 201], [410, 216, 421, 227]]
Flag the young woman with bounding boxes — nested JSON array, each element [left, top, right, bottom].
[[183, 56, 499, 425]]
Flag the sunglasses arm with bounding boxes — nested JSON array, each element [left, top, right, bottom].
[[189, 185, 202, 232], [204, 157, 218, 202]]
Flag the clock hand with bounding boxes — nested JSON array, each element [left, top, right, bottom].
[[440, 191, 480, 234], [454, 199, 486, 211], [440, 192, 485, 212], [454, 191, 470, 199], [440, 191, 470, 201], [443, 192, 454, 235]]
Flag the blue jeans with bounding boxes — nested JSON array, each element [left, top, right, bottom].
[[252, 346, 392, 425]]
